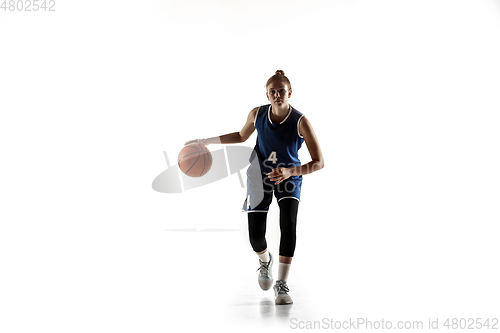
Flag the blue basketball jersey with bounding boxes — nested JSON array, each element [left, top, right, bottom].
[[251, 104, 305, 174]]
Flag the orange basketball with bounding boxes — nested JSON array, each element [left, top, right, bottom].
[[178, 143, 212, 177]]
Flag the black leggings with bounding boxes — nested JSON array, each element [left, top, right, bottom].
[[248, 198, 299, 257]]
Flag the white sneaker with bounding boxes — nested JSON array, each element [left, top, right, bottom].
[[256, 252, 273, 290], [274, 280, 293, 305]]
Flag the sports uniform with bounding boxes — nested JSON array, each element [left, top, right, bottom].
[[184, 70, 322, 305], [242, 104, 305, 212]]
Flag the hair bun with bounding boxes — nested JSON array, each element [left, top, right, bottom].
[[275, 70, 285, 76]]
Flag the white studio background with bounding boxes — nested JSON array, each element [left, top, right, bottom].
[[1, 0, 499, 332]]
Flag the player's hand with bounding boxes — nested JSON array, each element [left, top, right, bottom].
[[267, 167, 293, 185], [184, 139, 209, 146]]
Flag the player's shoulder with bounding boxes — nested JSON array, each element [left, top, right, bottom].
[[248, 106, 259, 119], [291, 105, 304, 117], [298, 114, 313, 138], [250, 104, 268, 116], [250, 106, 260, 113], [293, 107, 309, 130], [247, 105, 264, 125]]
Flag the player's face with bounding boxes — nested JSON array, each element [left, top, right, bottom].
[[266, 80, 292, 107]]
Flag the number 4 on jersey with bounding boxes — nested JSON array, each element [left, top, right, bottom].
[[267, 151, 278, 164]]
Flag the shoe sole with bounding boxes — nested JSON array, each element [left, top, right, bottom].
[[275, 296, 293, 305], [274, 279, 293, 305]]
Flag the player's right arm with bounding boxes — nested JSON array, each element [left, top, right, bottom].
[[184, 107, 258, 146]]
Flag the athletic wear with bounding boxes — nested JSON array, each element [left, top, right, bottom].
[[247, 198, 299, 257], [278, 262, 291, 282], [274, 280, 293, 305], [253, 104, 304, 172], [257, 250, 270, 263], [245, 103, 305, 301], [248, 212, 268, 253], [243, 104, 304, 212], [277, 198, 298, 257], [257, 252, 273, 290]]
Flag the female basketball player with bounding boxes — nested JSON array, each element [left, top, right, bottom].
[[185, 70, 324, 305]]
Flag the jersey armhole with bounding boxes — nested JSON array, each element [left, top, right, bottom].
[[297, 115, 304, 138], [253, 106, 260, 126]]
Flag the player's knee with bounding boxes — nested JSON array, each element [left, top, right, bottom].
[[248, 227, 267, 252], [278, 198, 299, 257], [249, 236, 267, 253], [278, 199, 298, 229], [248, 226, 267, 252], [248, 212, 268, 253]]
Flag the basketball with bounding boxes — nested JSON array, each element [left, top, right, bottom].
[[178, 143, 213, 177]]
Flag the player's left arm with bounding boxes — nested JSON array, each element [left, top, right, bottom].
[[268, 116, 324, 184], [292, 116, 325, 176]]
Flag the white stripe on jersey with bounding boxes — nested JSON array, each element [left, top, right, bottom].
[[297, 115, 304, 138]]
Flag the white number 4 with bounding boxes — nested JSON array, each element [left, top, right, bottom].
[[267, 151, 278, 164]]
